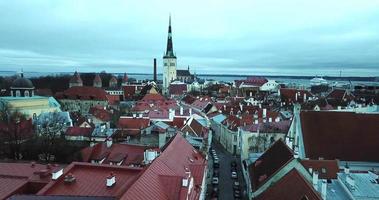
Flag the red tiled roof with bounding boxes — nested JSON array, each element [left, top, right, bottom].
[[181, 95, 196, 105], [300, 159, 339, 179], [169, 83, 187, 95], [255, 169, 322, 200], [280, 88, 313, 103], [38, 162, 143, 198], [121, 134, 207, 200], [235, 76, 268, 88], [65, 127, 93, 137], [81, 143, 152, 166], [89, 107, 112, 122], [117, 117, 150, 130], [300, 111, 379, 162], [56, 86, 108, 101], [122, 85, 136, 99], [248, 139, 294, 192], [0, 163, 61, 199], [181, 119, 208, 138], [142, 93, 165, 101]]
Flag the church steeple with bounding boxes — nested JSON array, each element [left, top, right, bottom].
[[164, 14, 175, 58]]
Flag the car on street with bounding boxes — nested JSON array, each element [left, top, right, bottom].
[[231, 171, 238, 179], [233, 181, 240, 190], [212, 177, 219, 185]]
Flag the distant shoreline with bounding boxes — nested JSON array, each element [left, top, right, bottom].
[[0, 70, 378, 82]]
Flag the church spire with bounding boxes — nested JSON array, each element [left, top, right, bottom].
[[164, 14, 175, 58]]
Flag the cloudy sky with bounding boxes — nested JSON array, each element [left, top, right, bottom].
[[0, 0, 378, 76]]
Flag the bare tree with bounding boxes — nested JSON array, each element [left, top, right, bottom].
[[36, 112, 68, 162], [0, 101, 32, 160]]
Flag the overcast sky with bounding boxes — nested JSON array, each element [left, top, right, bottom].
[[0, 0, 378, 76]]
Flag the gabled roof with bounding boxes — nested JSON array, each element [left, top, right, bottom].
[[169, 83, 187, 95], [120, 134, 207, 200], [89, 106, 112, 122], [65, 127, 93, 137], [81, 143, 153, 165], [280, 88, 313, 103], [255, 169, 322, 200], [248, 139, 294, 192], [38, 162, 143, 198], [142, 93, 165, 101], [56, 86, 108, 101], [300, 111, 379, 162], [182, 118, 208, 138], [300, 159, 339, 179]]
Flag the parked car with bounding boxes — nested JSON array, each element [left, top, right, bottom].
[[212, 177, 219, 185], [231, 161, 237, 168], [231, 171, 238, 179], [233, 181, 240, 190]]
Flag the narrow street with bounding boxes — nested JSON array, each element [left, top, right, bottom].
[[207, 140, 248, 200]]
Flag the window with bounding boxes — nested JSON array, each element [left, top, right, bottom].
[[164, 63, 168, 66]]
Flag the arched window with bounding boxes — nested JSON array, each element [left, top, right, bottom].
[[24, 90, 29, 97], [16, 90, 21, 97]]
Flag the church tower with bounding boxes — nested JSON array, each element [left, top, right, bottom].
[[162, 15, 177, 95]]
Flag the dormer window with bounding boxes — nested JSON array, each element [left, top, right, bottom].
[[16, 90, 21, 97], [24, 90, 29, 97]]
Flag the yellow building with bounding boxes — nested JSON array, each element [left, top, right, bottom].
[[0, 74, 61, 119]]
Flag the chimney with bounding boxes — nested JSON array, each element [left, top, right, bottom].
[[182, 171, 191, 187], [295, 92, 298, 101], [312, 171, 319, 188], [344, 163, 350, 174], [303, 93, 307, 102], [321, 180, 327, 200], [180, 106, 184, 115], [263, 108, 267, 118], [106, 172, 116, 187], [189, 108, 192, 115], [52, 168, 63, 180], [64, 173, 76, 184], [106, 138, 112, 148], [153, 58, 157, 82], [169, 109, 175, 120], [308, 167, 313, 174], [239, 103, 243, 111], [144, 149, 158, 164]]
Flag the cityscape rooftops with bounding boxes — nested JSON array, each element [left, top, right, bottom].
[[37, 162, 143, 198]]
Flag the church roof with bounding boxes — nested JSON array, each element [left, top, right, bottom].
[[176, 70, 191, 76], [163, 15, 176, 59]]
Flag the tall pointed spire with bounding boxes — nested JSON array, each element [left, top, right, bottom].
[[164, 14, 175, 58]]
